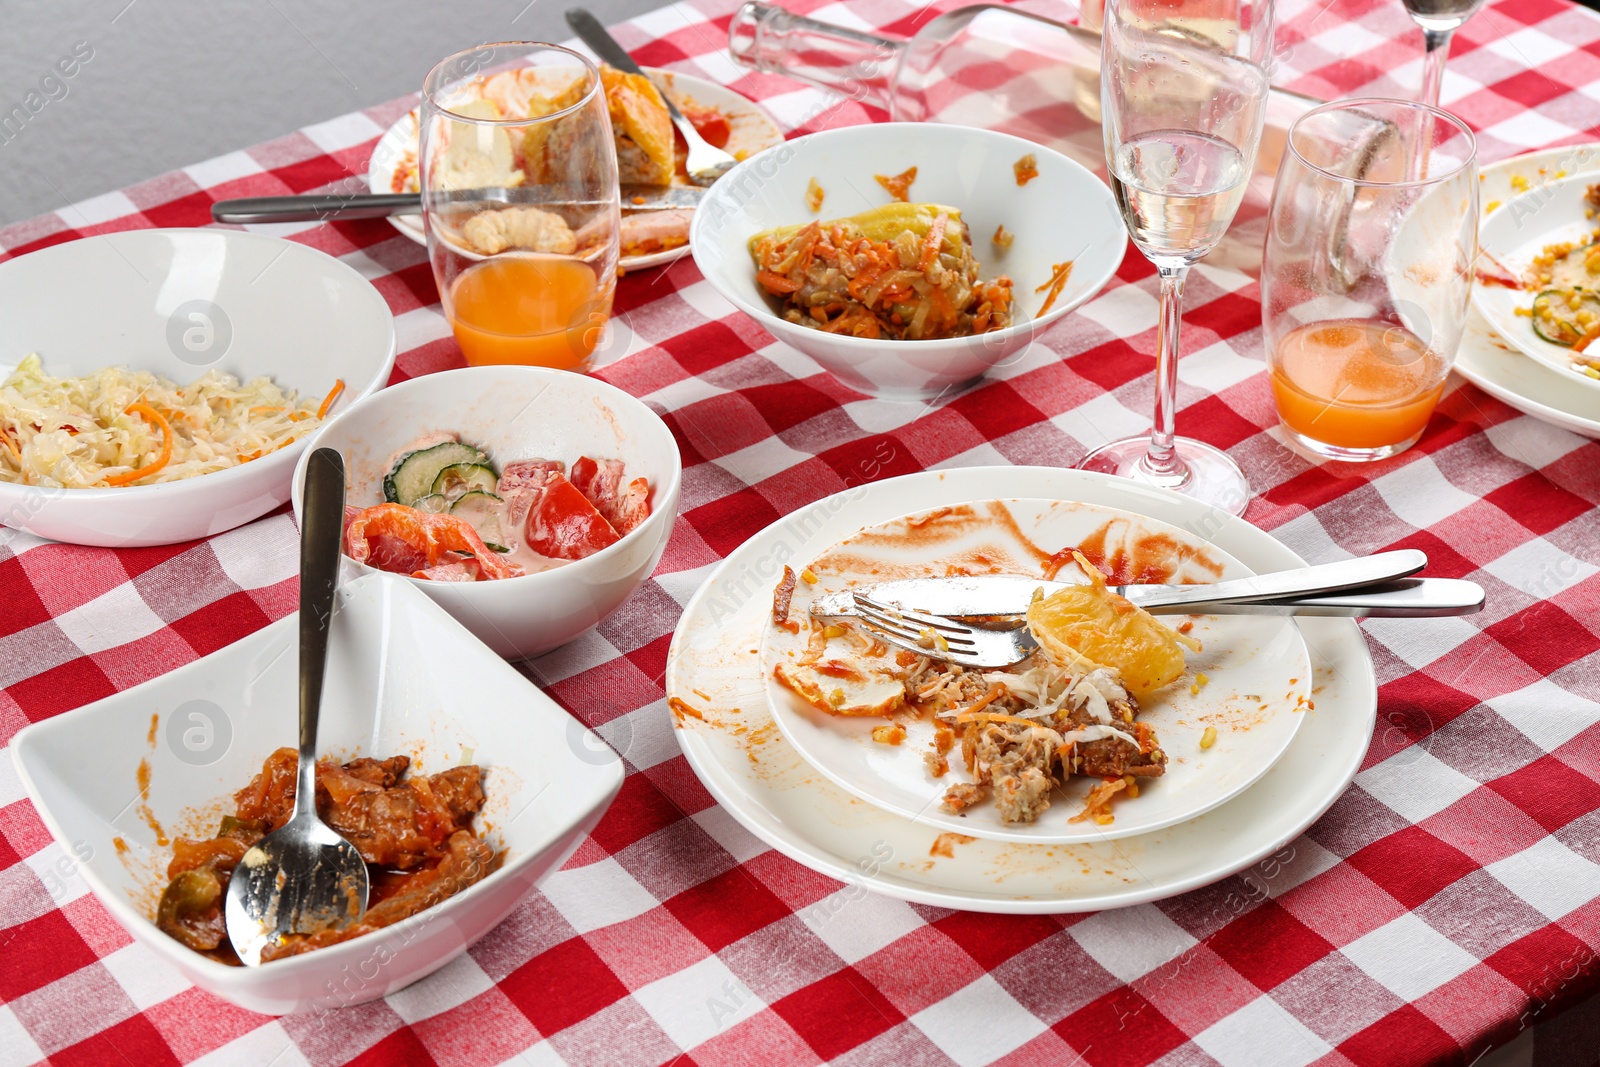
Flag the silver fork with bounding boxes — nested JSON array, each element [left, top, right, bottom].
[[852, 593, 1038, 669]]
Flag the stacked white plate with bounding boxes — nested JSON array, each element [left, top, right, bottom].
[[664, 467, 1378, 913]]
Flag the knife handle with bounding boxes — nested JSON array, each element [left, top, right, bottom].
[[1117, 550, 1428, 610], [212, 193, 420, 224]]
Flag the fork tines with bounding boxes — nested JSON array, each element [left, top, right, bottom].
[[851, 592, 977, 653]]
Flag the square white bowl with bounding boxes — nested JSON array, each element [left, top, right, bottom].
[[10, 573, 622, 1015]]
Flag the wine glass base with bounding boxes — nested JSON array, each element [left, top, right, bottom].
[[1077, 436, 1250, 516]]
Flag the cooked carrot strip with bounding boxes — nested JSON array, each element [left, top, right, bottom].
[[105, 402, 174, 486], [0, 430, 19, 463], [757, 270, 800, 294], [317, 379, 345, 420], [918, 212, 949, 273], [247, 406, 286, 416], [1035, 261, 1075, 316]]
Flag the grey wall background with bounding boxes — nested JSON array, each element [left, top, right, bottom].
[[0, 0, 664, 224]]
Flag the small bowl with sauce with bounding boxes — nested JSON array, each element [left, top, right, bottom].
[[293, 365, 682, 659]]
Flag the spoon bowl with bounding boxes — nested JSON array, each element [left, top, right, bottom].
[[225, 447, 369, 965]]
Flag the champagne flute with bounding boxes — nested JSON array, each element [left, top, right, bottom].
[[420, 43, 621, 371], [1404, 0, 1488, 110], [1079, 0, 1274, 515]]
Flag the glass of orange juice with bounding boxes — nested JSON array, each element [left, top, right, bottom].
[[1262, 99, 1477, 462], [420, 43, 621, 371]]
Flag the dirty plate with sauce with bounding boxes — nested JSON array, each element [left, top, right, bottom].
[[9, 574, 623, 1013], [761, 498, 1311, 845], [664, 466, 1376, 913]]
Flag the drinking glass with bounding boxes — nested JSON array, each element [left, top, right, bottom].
[[1080, 0, 1275, 515], [1262, 99, 1477, 462], [420, 43, 621, 371], [1403, 0, 1487, 110]]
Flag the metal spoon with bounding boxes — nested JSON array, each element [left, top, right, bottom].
[[225, 447, 368, 966], [566, 7, 741, 186]]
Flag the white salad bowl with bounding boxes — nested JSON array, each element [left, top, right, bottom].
[[294, 365, 682, 660], [10, 574, 624, 1015], [690, 122, 1126, 400], [0, 229, 396, 547]]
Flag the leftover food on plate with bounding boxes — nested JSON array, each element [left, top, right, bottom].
[[1013, 153, 1038, 186], [343, 433, 652, 581], [1035, 260, 1075, 316], [393, 65, 739, 260], [875, 166, 917, 202], [156, 748, 497, 964], [773, 550, 1198, 826], [1522, 226, 1600, 373], [749, 203, 1015, 340], [0, 354, 340, 488], [805, 177, 825, 213]]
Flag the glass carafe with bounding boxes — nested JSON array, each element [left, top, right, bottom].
[[728, 1, 1111, 172]]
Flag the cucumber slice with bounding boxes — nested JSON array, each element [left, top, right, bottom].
[[1531, 288, 1600, 347], [432, 462, 499, 502], [384, 441, 490, 506], [450, 489, 509, 551], [412, 493, 452, 514]]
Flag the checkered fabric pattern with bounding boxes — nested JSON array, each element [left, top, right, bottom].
[[4, 0, 1600, 1063]]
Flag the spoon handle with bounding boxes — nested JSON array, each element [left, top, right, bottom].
[[295, 448, 346, 820]]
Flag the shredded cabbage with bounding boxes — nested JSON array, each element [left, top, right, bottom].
[[0, 354, 328, 488]]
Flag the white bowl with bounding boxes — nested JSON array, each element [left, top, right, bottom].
[[689, 122, 1126, 399], [295, 366, 682, 660], [0, 230, 396, 547], [10, 573, 624, 1015]]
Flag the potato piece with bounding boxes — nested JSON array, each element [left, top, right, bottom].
[[1026, 551, 1194, 696]]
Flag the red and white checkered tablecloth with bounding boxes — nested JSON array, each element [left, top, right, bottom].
[[5, 0, 1600, 1063]]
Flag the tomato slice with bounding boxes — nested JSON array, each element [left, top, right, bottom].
[[345, 504, 523, 580], [570, 456, 652, 534], [524, 472, 620, 560]]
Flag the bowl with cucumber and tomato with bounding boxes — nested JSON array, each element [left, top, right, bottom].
[[293, 366, 681, 660]]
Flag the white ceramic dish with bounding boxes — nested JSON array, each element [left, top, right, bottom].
[[10, 574, 623, 1014], [1471, 172, 1600, 391], [294, 365, 681, 660], [764, 498, 1310, 844], [666, 466, 1377, 913], [1456, 144, 1600, 438], [689, 122, 1126, 400], [367, 68, 784, 271], [0, 230, 395, 547]]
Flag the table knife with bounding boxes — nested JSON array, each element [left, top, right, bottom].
[[211, 183, 705, 224]]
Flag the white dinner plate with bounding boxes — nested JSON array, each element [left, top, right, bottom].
[[366, 68, 784, 271], [666, 466, 1377, 914], [1472, 172, 1600, 391], [762, 498, 1311, 844], [1456, 144, 1600, 437]]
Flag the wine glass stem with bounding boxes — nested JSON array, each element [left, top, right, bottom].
[[1419, 27, 1453, 111], [1144, 262, 1189, 481]]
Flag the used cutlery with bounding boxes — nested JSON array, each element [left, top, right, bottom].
[[812, 550, 1431, 618], [566, 7, 741, 186], [224, 448, 368, 966], [211, 183, 705, 225]]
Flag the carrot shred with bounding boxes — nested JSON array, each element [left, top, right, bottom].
[[953, 711, 1038, 726], [105, 402, 174, 486], [317, 379, 345, 420], [1035, 261, 1075, 316], [0, 430, 19, 463], [918, 212, 949, 273]]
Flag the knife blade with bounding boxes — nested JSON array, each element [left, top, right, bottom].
[[565, 8, 688, 123], [211, 183, 704, 224]]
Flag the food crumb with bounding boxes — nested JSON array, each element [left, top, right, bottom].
[[872, 723, 906, 746], [1189, 672, 1210, 696], [929, 831, 976, 858], [631, 195, 646, 205], [1035, 260, 1075, 316], [874, 166, 917, 202], [805, 177, 825, 213], [668, 697, 704, 721], [1013, 153, 1039, 186], [1511, 174, 1529, 191], [1485, 200, 1501, 212], [1200, 726, 1217, 750], [993, 224, 1014, 249], [800, 567, 819, 584]]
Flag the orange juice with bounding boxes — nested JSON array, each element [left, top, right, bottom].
[[447, 254, 610, 369], [1270, 319, 1447, 451]]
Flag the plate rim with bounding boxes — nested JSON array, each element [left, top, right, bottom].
[[365, 67, 785, 271], [665, 466, 1378, 913], [758, 495, 1312, 845]]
